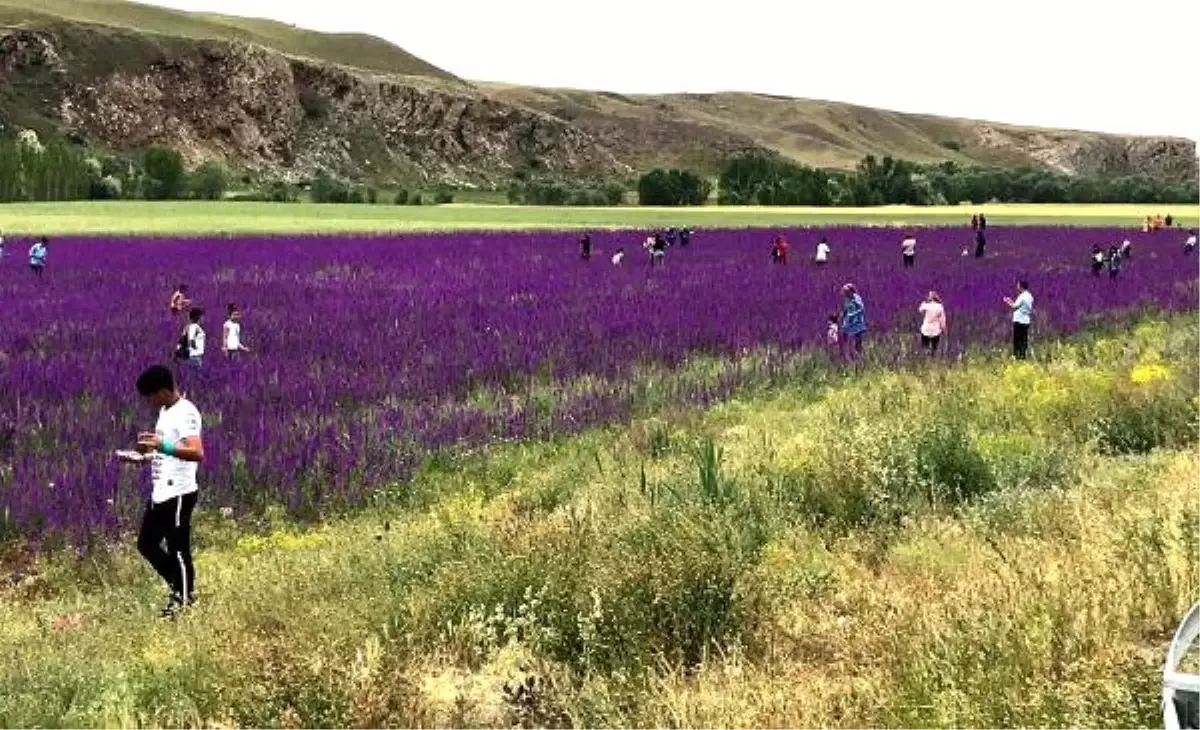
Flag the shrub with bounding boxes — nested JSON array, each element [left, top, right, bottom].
[[434, 187, 455, 204], [189, 160, 229, 201], [409, 192, 424, 205], [637, 168, 711, 206], [393, 188, 409, 205], [90, 175, 122, 200], [366, 186, 379, 204], [141, 147, 187, 200]]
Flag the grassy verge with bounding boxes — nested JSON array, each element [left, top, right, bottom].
[[0, 318, 1196, 727], [0, 201, 1196, 235]]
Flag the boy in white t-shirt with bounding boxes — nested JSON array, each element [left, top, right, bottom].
[[119, 365, 205, 617], [815, 237, 830, 264], [182, 307, 206, 368], [222, 304, 250, 359]]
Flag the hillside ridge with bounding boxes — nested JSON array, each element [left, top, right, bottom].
[[0, 0, 1195, 185]]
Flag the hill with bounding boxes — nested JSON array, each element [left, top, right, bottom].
[[0, 0, 1195, 185]]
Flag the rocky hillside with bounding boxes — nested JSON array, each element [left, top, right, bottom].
[[0, 1, 1195, 186]]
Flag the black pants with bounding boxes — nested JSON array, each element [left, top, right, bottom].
[[1012, 322, 1030, 360], [975, 245, 986, 258], [903, 254, 915, 268], [921, 334, 940, 353], [138, 492, 197, 602]]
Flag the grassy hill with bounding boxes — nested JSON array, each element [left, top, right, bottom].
[[0, 0, 461, 81], [0, 0, 1194, 182]]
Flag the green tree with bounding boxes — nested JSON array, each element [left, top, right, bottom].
[[142, 147, 187, 200], [189, 160, 229, 200]]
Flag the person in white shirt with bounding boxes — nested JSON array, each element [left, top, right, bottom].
[[222, 303, 250, 359], [918, 291, 947, 355], [611, 247, 625, 266], [1185, 230, 1197, 255], [901, 234, 917, 268], [815, 237, 831, 264], [119, 365, 205, 617], [179, 307, 206, 368], [1003, 280, 1034, 360]]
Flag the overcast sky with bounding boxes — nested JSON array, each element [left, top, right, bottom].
[[151, 0, 1199, 141]]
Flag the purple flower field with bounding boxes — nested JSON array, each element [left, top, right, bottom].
[[0, 226, 1196, 543]]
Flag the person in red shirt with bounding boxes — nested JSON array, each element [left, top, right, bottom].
[[772, 235, 789, 264]]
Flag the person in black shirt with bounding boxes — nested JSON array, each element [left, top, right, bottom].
[[679, 227, 691, 246], [1091, 245, 1105, 276], [979, 213, 987, 230], [974, 229, 987, 258], [579, 232, 592, 260], [665, 227, 678, 246], [650, 234, 667, 267]]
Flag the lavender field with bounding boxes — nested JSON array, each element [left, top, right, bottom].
[[1, 225, 1196, 543]]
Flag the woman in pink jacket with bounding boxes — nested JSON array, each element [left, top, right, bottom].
[[918, 291, 947, 355]]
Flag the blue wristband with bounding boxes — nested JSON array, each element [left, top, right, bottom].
[[160, 440, 176, 457]]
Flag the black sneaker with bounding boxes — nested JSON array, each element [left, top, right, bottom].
[[159, 593, 193, 619]]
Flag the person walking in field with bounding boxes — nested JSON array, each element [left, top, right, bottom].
[[169, 284, 191, 317], [117, 365, 204, 618], [840, 283, 867, 360], [901, 233, 917, 268], [649, 234, 667, 267], [978, 213, 987, 230], [815, 236, 830, 265], [1003, 280, 1034, 360], [177, 308, 206, 369], [1091, 245, 1105, 275], [1107, 245, 1122, 279], [611, 247, 625, 266], [579, 232, 593, 261], [974, 229, 987, 258], [1118, 239, 1132, 260], [29, 237, 48, 277], [917, 291, 947, 355], [679, 227, 692, 247], [222, 304, 250, 360], [1185, 230, 1197, 255]]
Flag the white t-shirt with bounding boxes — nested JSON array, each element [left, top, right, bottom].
[[901, 237, 917, 255], [611, 251, 624, 265], [186, 323, 206, 357], [1187, 235, 1197, 247], [918, 301, 946, 337], [815, 242, 830, 262], [223, 320, 241, 351], [1012, 290, 1034, 325], [150, 398, 202, 504]]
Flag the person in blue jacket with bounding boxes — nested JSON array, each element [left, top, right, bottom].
[[840, 283, 867, 360]]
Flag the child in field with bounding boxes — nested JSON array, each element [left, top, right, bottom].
[[611, 247, 625, 266], [815, 237, 830, 264], [177, 308, 206, 368], [679, 228, 692, 246], [901, 233, 917, 268], [169, 285, 191, 316], [222, 304, 249, 360], [1091, 245, 1105, 275], [772, 235, 789, 264], [825, 315, 840, 353], [918, 291, 947, 355], [1185, 231, 1197, 255], [1118, 239, 1132, 260], [29, 237, 47, 276]]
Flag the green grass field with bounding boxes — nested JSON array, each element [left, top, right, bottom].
[[2, 320, 1196, 727], [0, 201, 1196, 236]]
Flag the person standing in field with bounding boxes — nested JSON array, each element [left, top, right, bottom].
[[825, 314, 840, 355], [1185, 230, 1197, 255], [179, 308, 206, 369], [29, 237, 48, 277], [772, 235, 789, 264], [901, 233, 917, 268], [649, 234, 667, 267], [665, 227, 678, 247], [579, 232, 593, 261], [222, 304, 250, 360], [1118, 239, 1132, 260], [840, 283, 867, 360], [971, 214, 979, 230], [0, 230, 6, 259], [917, 291, 947, 355], [1091, 245, 1105, 276], [169, 285, 191, 317], [815, 236, 831, 265], [979, 213, 987, 230], [679, 228, 692, 247], [117, 365, 204, 618], [1107, 245, 1122, 279], [974, 229, 987, 258], [1003, 280, 1034, 360], [611, 247, 625, 265], [1165, 214, 1174, 228]]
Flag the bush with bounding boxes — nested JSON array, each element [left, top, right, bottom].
[[637, 168, 712, 206], [434, 187, 454, 204], [189, 160, 229, 201], [393, 188, 409, 205], [90, 175, 123, 200], [409, 192, 423, 205], [141, 147, 187, 200], [311, 169, 363, 204], [366, 186, 379, 204]]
